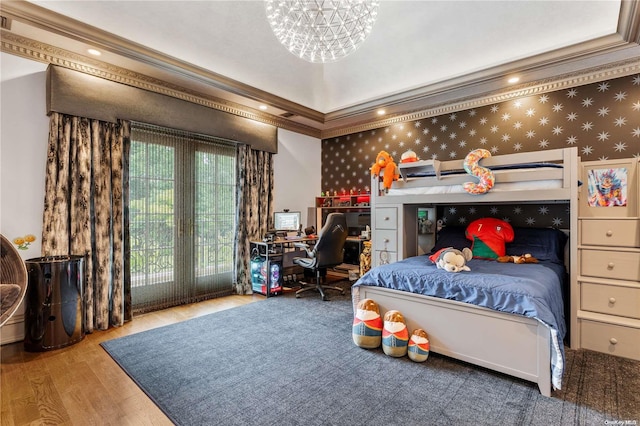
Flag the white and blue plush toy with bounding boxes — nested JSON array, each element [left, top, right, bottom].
[[429, 247, 473, 273]]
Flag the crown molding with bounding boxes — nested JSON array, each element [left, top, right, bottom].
[[0, 30, 323, 138], [0, 0, 325, 125]]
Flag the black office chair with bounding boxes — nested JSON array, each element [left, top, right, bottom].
[[293, 213, 348, 301]]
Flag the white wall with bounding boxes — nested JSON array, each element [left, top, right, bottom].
[[273, 128, 321, 229], [1, 53, 49, 255], [1, 53, 50, 344]]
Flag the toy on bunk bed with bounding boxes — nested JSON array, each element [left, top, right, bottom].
[[463, 148, 495, 195], [400, 149, 418, 163], [497, 253, 539, 264], [465, 217, 514, 259], [370, 151, 399, 191], [428, 247, 472, 272]]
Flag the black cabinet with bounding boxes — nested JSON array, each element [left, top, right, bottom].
[[24, 255, 84, 351]]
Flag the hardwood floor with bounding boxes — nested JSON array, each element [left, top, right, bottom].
[[0, 294, 262, 425]]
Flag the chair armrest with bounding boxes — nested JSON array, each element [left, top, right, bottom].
[[293, 242, 314, 257]]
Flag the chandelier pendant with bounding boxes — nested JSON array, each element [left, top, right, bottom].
[[265, 0, 380, 63]]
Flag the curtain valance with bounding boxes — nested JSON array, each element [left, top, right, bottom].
[[46, 65, 278, 153]]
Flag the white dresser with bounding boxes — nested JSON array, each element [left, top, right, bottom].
[[372, 206, 399, 266], [577, 158, 640, 361], [371, 204, 436, 268]]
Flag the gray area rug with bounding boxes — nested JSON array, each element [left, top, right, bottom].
[[101, 283, 639, 425]]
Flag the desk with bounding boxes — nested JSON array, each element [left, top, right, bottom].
[[249, 238, 317, 297]]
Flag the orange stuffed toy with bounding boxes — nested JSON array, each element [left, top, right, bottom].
[[497, 253, 539, 264], [371, 150, 399, 191]]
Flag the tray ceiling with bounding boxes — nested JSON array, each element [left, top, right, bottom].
[[1, 1, 639, 138]]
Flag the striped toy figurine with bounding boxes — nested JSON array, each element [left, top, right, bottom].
[[352, 298, 383, 349], [407, 329, 430, 362], [382, 310, 409, 357]]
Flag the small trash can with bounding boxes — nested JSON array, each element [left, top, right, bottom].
[[24, 255, 84, 351]]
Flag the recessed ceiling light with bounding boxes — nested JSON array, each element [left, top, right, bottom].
[[87, 49, 101, 56], [259, 105, 268, 110], [377, 109, 386, 116], [508, 76, 520, 84]]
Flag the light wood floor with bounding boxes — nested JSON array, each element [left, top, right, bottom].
[[0, 294, 262, 426]]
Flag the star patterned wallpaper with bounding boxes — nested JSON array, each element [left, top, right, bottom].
[[321, 73, 640, 228]]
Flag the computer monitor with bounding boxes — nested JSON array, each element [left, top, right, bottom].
[[274, 211, 301, 232]]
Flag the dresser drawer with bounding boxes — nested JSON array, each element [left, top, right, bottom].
[[374, 250, 397, 266], [373, 230, 397, 252], [580, 219, 640, 247], [581, 320, 640, 361], [375, 208, 397, 230], [580, 249, 640, 281], [581, 281, 640, 319]]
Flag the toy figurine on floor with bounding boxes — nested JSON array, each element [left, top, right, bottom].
[[382, 310, 409, 357], [407, 329, 430, 362], [352, 298, 383, 349]]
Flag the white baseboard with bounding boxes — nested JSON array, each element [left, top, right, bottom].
[[1, 303, 25, 345]]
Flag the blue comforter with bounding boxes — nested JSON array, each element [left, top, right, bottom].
[[353, 256, 567, 389]]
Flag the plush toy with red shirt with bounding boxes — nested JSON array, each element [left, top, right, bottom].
[[465, 218, 514, 259]]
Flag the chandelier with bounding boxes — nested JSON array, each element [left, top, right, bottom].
[[265, 0, 380, 63]]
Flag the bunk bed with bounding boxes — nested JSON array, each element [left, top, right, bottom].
[[353, 147, 579, 397]]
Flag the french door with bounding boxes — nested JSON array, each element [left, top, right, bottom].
[[129, 123, 236, 313]]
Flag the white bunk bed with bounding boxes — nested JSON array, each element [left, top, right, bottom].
[[354, 147, 579, 397]]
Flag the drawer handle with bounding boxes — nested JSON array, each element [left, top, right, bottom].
[[609, 297, 616, 304], [609, 338, 618, 345], [384, 216, 390, 221], [383, 238, 389, 243], [607, 262, 615, 269], [606, 230, 613, 237]]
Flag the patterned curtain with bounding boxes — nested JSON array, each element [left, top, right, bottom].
[[234, 144, 273, 295], [42, 112, 131, 332]]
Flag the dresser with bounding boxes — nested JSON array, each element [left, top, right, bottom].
[[577, 158, 640, 360], [371, 204, 436, 268]]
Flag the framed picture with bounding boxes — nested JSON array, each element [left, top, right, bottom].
[[580, 158, 639, 218]]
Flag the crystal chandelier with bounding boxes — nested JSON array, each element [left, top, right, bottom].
[[265, 0, 380, 63]]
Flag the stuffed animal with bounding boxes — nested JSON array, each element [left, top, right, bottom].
[[463, 148, 495, 195], [407, 329, 430, 362], [359, 240, 372, 277], [465, 218, 514, 259], [352, 298, 383, 349], [429, 247, 473, 272], [497, 253, 539, 264], [400, 149, 418, 163], [382, 310, 409, 357], [371, 151, 399, 191]]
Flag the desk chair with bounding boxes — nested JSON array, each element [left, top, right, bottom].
[[293, 213, 348, 301]]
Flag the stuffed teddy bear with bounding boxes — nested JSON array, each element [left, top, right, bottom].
[[429, 247, 473, 272], [497, 253, 539, 264], [382, 310, 409, 357], [400, 149, 418, 163], [370, 150, 399, 191], [352, 298, 383, 349]]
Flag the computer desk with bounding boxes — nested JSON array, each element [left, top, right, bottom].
[[249, 237, 317, 297]]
